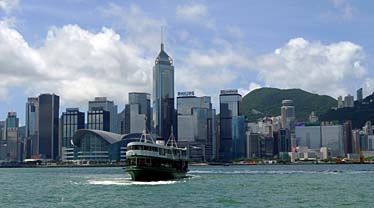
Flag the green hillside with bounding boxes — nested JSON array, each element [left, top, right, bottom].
[[240, 88, 337, 122]]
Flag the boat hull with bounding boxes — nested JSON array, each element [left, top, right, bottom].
[[125, 166, 187, 181]]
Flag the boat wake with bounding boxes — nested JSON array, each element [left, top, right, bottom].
[[87, 178, 179, 186], [188, 170, 346, 175]]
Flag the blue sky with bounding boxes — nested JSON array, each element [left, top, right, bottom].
[[0, 0, 373, 124]]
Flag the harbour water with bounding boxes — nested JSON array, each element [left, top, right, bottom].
[[1, 164, 374, 207]]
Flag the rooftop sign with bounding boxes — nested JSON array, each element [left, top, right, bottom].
[[220, 89, 238, 95], [178, 91, 195, 97]]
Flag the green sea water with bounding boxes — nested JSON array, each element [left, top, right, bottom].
[[1, 164, 374, 207]]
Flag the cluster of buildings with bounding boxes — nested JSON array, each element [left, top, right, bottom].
[[337, 88, 362, 109], [1, 41, 373, 164]]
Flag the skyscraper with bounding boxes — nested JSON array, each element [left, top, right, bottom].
[[281, 100, 295, 131], [25, 97, 39, 158], [3, 112, 20, 162], [61, 108, 85, 160], [177, 92, 216, 161], [357, 88, 363, 102], [88, 97, 118, 133], [219, 89, 242, 160], [87, 110, 110, 131], [38, 94, 60, 160], [125, 92, 151, 134], [343, 120, 353, 155], [152, 39, 175, 140], [232, 115, 246, 159], [278, 128, 291, 153], [344, 95, 354, 108]]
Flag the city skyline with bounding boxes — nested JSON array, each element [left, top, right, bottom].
[[1, 0, 374, 123]]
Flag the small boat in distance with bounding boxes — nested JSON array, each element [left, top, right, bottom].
[[124, 130, 188, 181]]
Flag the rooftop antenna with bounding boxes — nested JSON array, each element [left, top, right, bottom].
[[161, 26, 164, 51]]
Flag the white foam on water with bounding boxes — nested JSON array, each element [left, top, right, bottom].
[[189, 170, 344, 175], [87, 179, 178, 186]]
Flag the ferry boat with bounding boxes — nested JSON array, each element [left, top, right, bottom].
[[125, 131, 188, 181]]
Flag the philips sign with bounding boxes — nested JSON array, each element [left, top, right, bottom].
[[178, 91, 195, 97], [220, 89, 238, 95]]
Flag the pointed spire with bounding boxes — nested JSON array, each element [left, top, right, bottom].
[[161, 26, 164, 51]]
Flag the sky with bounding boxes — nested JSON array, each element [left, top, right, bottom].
[[0, 0, 374, 124]]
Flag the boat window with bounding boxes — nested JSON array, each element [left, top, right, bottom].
[[159, 148, 165, 155]]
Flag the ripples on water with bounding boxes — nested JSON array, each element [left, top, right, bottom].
[[2, 165, 374, 207]]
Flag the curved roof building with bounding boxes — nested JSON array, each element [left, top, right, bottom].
[[72, 129, 141, 162]]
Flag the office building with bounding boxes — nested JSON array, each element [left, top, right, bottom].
[[343, 121, 353, 155], [295, 124, 344, 157], [281, 100, 295, 131], [0, 112, 20, 162], [88, 97, 118, 133], [357, 88, 363, 102], [232, 116, 246, 159], [177, 92, 216, 161], [61, 108, 85, 160], [25, 97, 39, 158], [219, 89, 242, 160], [344, 95, 354, 108], [152, 40, 175, 140], [87, 110, 110, 131], [295, 125, 321, 149], [118, 109, 126, 134], [363, 121, 373, 135], [337, 96, 344, 108], [278, 128, 291, 153], [125, 92, 151, 134], [38, 94, 60, 160], [246, 132, 261, 159]]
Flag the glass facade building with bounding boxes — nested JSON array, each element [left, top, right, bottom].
[[278, 128, 291, 153], [177, 94, 216, 161], [152, 42, 175, 140], [61, 108, 85, 160], [25, 97, 39, 158], [232, 115, 246, 159], [87, 110, 110, 131], [38, 94, 60, 160], [125, 92, 151, 134], [88, 97, 118, 133], [295, 125, 321, 149], [72, 129, 141, 162], [219, 90, 242, 160]]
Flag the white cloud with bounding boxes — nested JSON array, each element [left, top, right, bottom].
[[176, 2, 215, 29], [256, 37, 367, 98], [238, 82, 262, 96], [0, 0, 19, 14], [176, 3, 207, 20], [186, 46, 252, 69], [332, 0, 355, 20], [226, 26, 244, 39], [321, 0, 356, 21], [0, 21, 152, 107], [100, 3, 166, 56]]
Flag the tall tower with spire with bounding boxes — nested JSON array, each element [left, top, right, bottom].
[[152, 29, 175, 139]]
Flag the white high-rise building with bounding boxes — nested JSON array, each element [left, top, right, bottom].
[[344, 95, 354, 108], [281, 100, 295, 131]]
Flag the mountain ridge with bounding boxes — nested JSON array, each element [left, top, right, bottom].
[[240, 87, 337, 122]]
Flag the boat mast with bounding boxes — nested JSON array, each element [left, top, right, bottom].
[[140, 116, 155, 144], [166, 126, 178, 148]]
